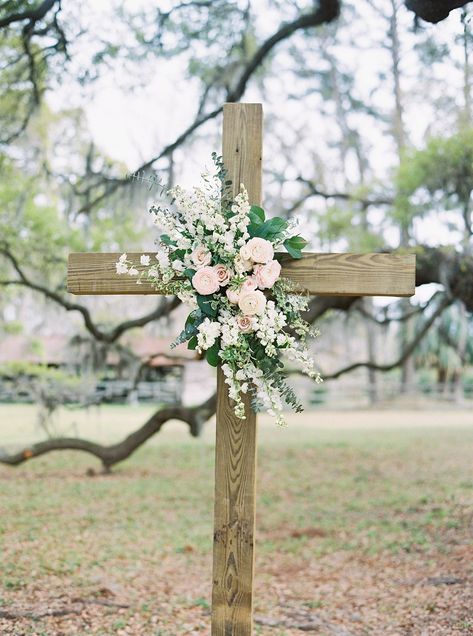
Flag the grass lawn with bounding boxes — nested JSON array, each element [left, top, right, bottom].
[[0, 405, 472, 635]]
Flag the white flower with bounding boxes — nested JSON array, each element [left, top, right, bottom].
[[238, 290, 267, 315], [116, 261, 128, 274], [172, 260, 186, 272], [246, 237, 274, 264], [155, 250, 170, 269], [119, 253, 127, 263], [239, 244, 252, 261], [140, 254, 151, 266], [128, 267, 139, 276], [197, 318, 221, 350]]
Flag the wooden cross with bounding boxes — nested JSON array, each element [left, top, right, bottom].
[[68, 103, 416, 635]]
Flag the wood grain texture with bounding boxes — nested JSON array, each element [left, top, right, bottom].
[[68, 252, 415, 297], [212, 368, 257, 635], [212, 103, 261, 636]]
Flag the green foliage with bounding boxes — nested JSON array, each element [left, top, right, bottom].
[[395, 129, 473, 229], [205, 340, 220, 367], [283, 235, 307, 259]]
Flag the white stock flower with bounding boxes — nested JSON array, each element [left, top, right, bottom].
[[197, 318, 221, 350]]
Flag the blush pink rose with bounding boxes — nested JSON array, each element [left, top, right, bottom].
[[237, 315, 254, 333], [241, 276, 258, 292], [246, 237, 274, 264], [254, 259, 281, 289], [213, 264, 231, 286], [192, 266, 220, 295], [226, 288, 240, 304], [238, 290, 267, 316], [191, 245, 212, 268]]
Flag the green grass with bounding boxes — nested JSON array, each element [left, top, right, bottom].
[[0, 405, 472, 634], [1, 408, 472, 569]]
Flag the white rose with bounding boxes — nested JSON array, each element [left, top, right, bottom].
[[239, 244, 252, 261], [238, 290, 267, 316], [246, 237, 274, 264], [140, 254, 151, 266], [234, 254, 252, 274]]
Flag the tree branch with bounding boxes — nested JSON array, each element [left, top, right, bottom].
[[296, 177, 393, 208], [0, 0, 59, 29], [405, 0, 472, 23], [76, 1, 341, 215], [0, 245, 181, 343], [0, 393, 216, 470], [322, 294, 452, 380]]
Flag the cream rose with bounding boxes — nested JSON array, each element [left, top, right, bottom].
[[245, 237, 274, 264], [214, 264, 231, 286], [239, 244, 252, 262], [238, 290, 267, 316], [234, 254, 252, 274], [237, 315, 254, 333], [191, 245, 212, 268], [192, 266, 220, 295], [254, 260, 281, 289], [226, 288, 240, 304]]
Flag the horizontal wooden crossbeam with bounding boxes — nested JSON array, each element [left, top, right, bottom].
[[68, 252, 415, 297]]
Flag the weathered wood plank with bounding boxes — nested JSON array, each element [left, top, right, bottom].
[[212, 103, 261, 635], [68, 251, 416, 297], [212, 369, 257, 635]]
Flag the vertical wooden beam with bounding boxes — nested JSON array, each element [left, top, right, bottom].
[[212, 103, 262, 635]]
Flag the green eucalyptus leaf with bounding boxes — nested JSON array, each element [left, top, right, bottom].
[[183, 268, 196, 280], [187, 335, 198, 350], [205, 340, 220, 367], [197, 294, 218, 318]]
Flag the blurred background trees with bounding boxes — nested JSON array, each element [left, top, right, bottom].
[[0, 0, 472, 467]]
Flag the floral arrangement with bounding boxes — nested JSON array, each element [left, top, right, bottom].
[[117, 155, 321, 425]]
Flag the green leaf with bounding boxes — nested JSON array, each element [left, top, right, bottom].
[[197, 294, 217, 318], [283, 235, 307, 259], [170, 248, 186, 260], [249, 205, 265, 225], [205, 340, 220, 367], [185, 310, 202, 336], [161, 234, 172, 245], [284, 243, 302, 259], [285, 235, 308, 250], [187, 335, 198, 350], [183, 268, 196, 280], [249, 217, 288, 239]]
